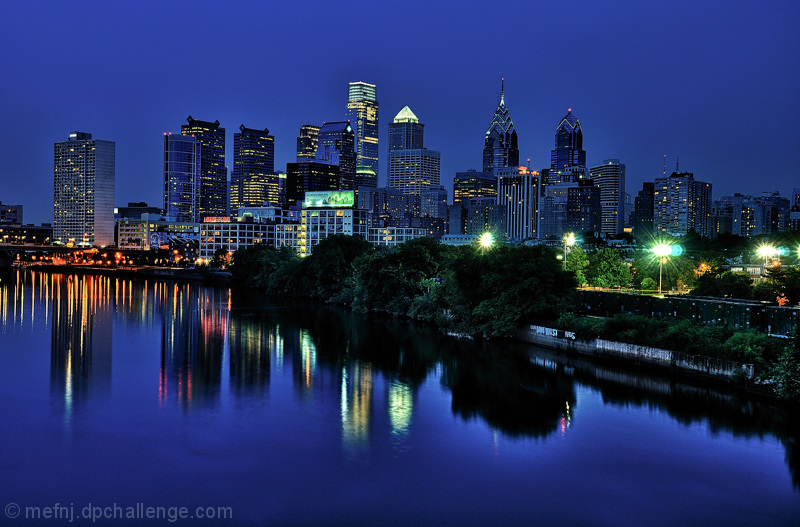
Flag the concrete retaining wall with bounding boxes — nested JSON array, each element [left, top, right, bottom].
[[519, 325, 754, 381]]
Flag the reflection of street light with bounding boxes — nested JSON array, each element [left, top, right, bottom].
[[652, 244, 671, 293], [563, 232, 575, 271], [757, 245, 776, 268]]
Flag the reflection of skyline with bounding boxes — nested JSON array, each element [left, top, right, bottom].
[[341, 360, 373, 450], [3, 271, 797, 488], [388, 380, 413, 436], [159, 284, 227, 408], [228, 310, 271, 394], [49, 274, 113, 415]]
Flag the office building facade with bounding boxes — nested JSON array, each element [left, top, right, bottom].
[[296, 124, 320, 160], [653, 172, 712, 237], [346, 81, 379, 178], [316, 122, 356, 190], [181, 116, 226, 218], [230, 125, 277, 210], [164, 133, 201, 223], [453, 170, 496, 204], [550, 109, 586, 173], [53, 132, 115, 247], [496, 166, 539, 241], [589, 159, 626, 236], [388, 107, 440, 196], [285, 161, 340, 204]]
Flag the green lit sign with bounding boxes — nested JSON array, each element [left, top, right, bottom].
[[303, 191, 355, 208]]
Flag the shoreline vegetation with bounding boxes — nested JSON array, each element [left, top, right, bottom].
[[231, 235, 800, 402]]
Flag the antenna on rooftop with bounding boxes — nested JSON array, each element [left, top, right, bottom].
[[662, 154, 667, 175], [676, 157, 680, 173]]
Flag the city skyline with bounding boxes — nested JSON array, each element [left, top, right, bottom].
[[1, 1, 798, 224]]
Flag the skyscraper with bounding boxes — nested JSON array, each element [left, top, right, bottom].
[[388, 107, 440, 196], [181, 116, 226, 218], [453, 170, 496, 204], [630, 182, 655, 238], [389, 106, 424, 150], [346, 81, 379, 179], [316, 122, 356, 190], [497, 166, 539, 241], [550, 109, 586, 177], [654, 172, 712, 237], [483, 79, 519, 174], [589, 159, 626, 236], [285, 161, 340, 204], [164, 133, 201, 222], [53, 132, 115, 247], [296, 124, 320, 161], [230, 125, 277, 210]]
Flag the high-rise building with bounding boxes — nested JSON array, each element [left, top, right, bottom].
[[181, 116, 226, 218], [230, 125, 277, 210], [420, 186, 448, 219], [285, 161, 340, 204], [550, 109, 586, 173], [296, 124, 320, 161], [164, 133, 201, 223], [389, 106, 424, 150], [453, 170, 496, 204], [316, 122, 356, 190], [539, 180, 600, 239], [346, 81, 379, 179], [465, 197, 506, 237], [630, 182, 655, 238], [496, 166, 539, 241], [53, 132, 115, 247], [388, 107, 440, 196], [483, 79, 519, 174], [354, 165, 377, 190], [589, 159, 626, 236], [654, 172, 712, 237]]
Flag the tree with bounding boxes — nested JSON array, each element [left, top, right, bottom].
[[641, 277, 657, 291], [587, 248, 631, 288], [691, 271, 753, 299], [566, 246, 589, 286]]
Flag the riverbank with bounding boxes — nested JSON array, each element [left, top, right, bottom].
[[16, 263, 232, 283], [517, 323, 764, 386]]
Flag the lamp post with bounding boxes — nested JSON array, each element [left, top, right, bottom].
[[757, 245, 776, 270], [563, 232, 575, 271], [652, 244, 671, 294]]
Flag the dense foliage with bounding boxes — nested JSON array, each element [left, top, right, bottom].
[[231, 236, 576, 338]]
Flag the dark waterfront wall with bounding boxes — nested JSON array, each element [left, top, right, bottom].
[[519, 324, 755, 381], [576, 289, 800, 337]]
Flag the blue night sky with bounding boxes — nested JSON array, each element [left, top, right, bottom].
[[1, 0, 798, 224]]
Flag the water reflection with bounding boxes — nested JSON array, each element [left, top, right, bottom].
[[49, 274, 112, 416], [2, 271, 798, 489], [341, 360, 374, 449], [159, 283, 227, 408]]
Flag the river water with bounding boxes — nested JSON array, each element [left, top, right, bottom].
[[0, 270, 798, 526]]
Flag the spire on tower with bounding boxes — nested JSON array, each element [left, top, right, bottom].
[[500, 77, 505, 106]]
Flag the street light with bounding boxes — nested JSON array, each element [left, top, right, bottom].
[[479, 232, 494, 255], [757, 245, 776, 268], [563, 232, 575, 271], [652, 244, 672, 294]]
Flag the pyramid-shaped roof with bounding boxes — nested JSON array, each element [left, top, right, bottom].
[[393, 105, 419, 123]]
